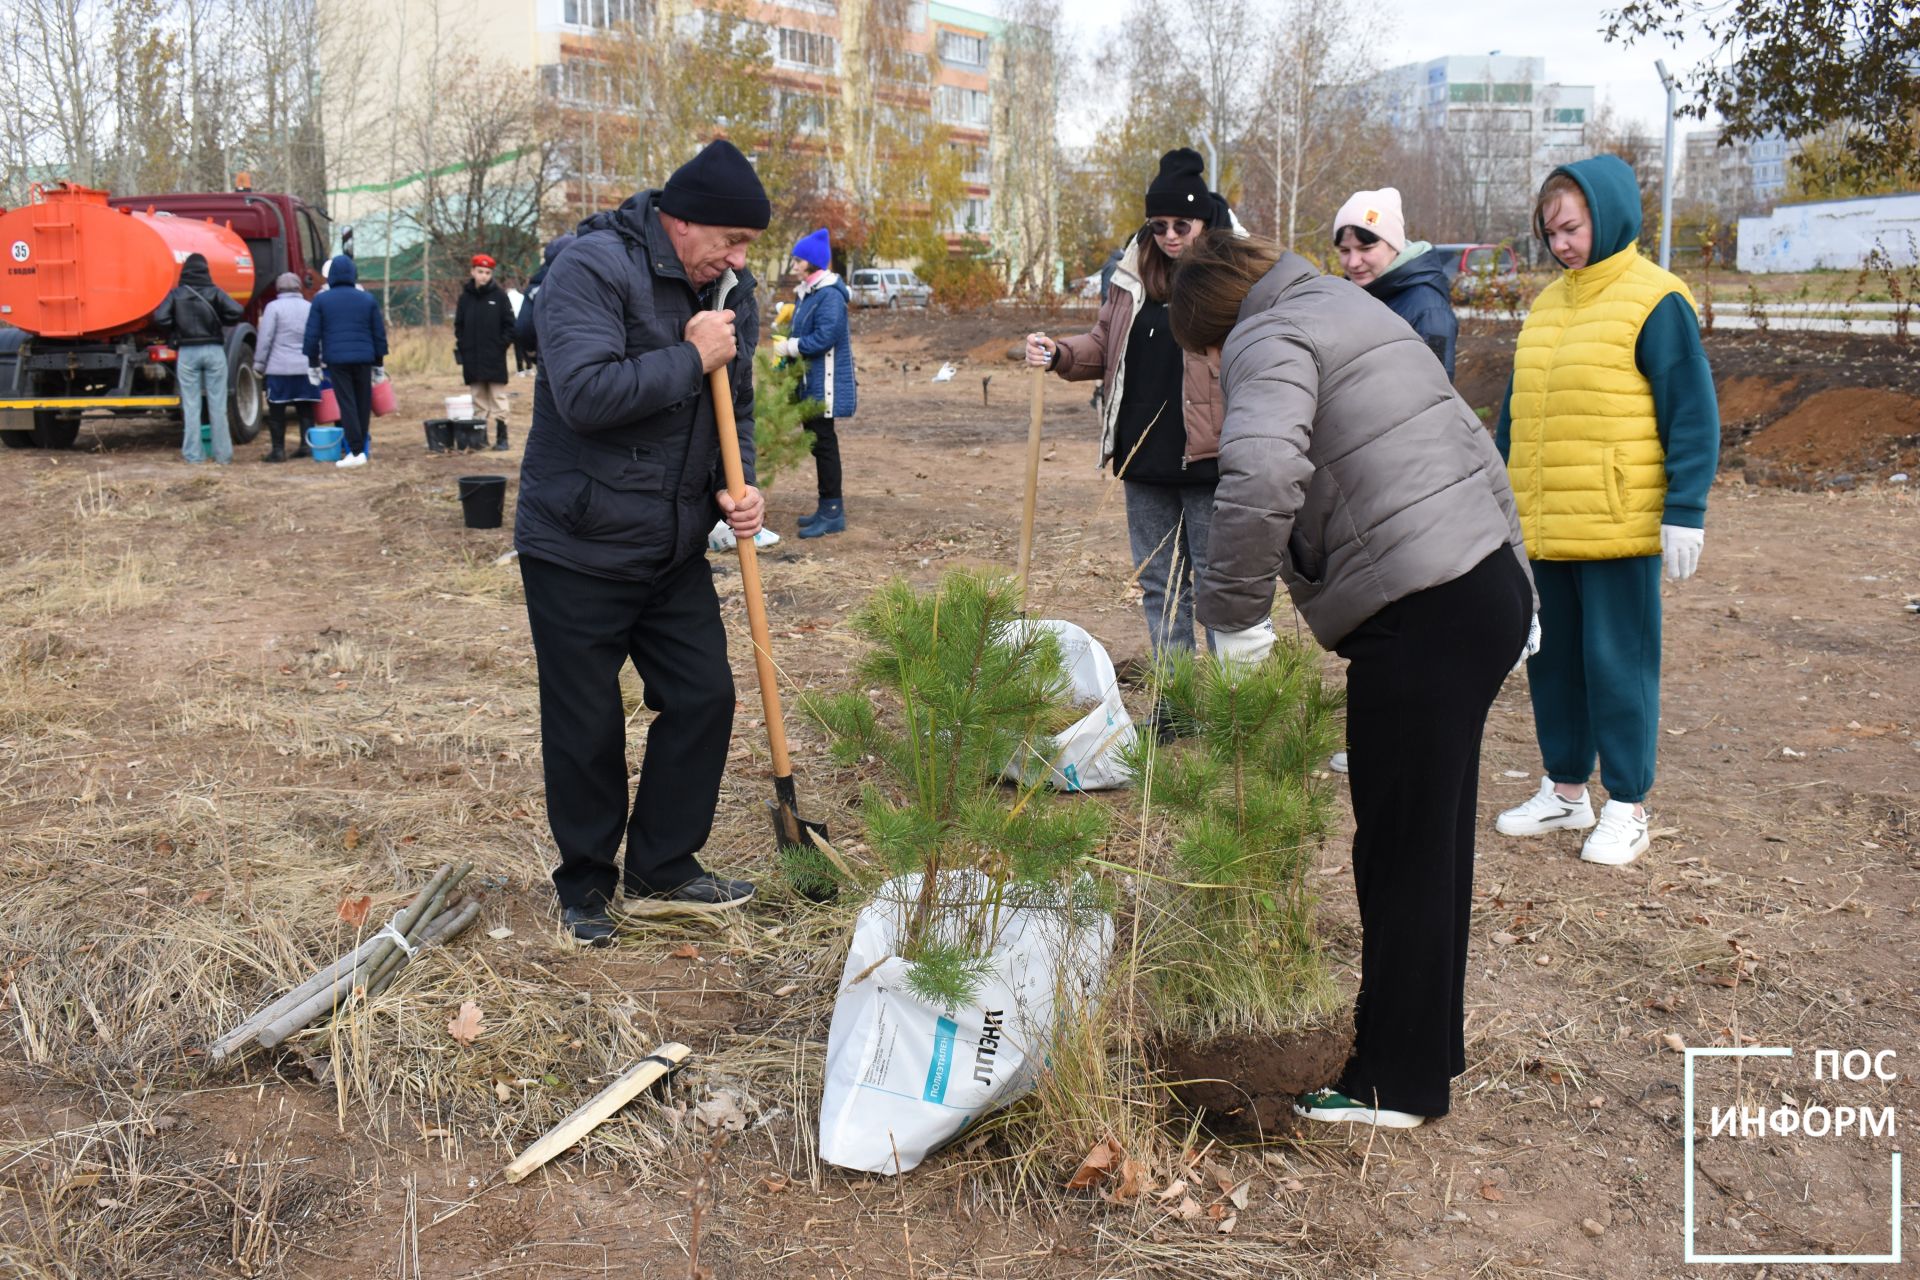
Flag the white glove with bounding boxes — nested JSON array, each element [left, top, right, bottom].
[[1213, 619, 1276, 671], [1661, 524, 1704, 581], [773, 337, 800, 358], [1513, 612, 1541, 674], [307, 367, 323, 385]]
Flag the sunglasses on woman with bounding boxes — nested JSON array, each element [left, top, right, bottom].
[[1149, 218, 1199, 237]]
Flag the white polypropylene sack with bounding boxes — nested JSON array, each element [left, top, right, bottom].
[[1002, 619, 1135, 791], [818, 871, 1113, 1174]]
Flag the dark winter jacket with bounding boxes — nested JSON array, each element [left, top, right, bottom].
[[1195, 252, 1533, 648], [1364, 244, 1458, 380], [302, 256, 388, 367], [515, 234, 577, 366], [513, 191, 759, 583], [789, 272, 856, 417], [153, 254, 243, 347], [455, 278, 517, 384]]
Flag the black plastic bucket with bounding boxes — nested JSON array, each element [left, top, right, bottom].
[[459, 475, 507, 529], [460, 422, 490, 451], [425, 420, 455, 452]]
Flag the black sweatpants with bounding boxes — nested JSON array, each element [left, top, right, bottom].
[[331, 363, 374, 457], [1332, 549, 1532, 1117], [806, 414, 842, 500], [520, 553, 737, 909]]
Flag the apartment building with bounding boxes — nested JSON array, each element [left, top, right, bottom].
[[1368, 55, 1596, 239], [324, 0, 1033, 266], [1680, 126, 1802, 213]]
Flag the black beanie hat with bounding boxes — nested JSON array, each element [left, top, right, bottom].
[[1145, 148, 1210, 218], [660, 139, 771, 230]]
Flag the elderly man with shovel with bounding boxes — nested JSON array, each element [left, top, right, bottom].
[[513, 140, 773, 947]]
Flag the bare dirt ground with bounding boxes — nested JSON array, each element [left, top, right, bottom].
[[1, 309, 1915, 1279]]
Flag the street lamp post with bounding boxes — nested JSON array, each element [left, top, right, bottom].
[[1656, 59, 1678, 270]]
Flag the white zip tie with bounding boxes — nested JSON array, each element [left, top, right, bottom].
[[372, 919, 418, 959]]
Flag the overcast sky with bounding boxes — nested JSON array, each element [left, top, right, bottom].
[[1046, 0, 1727, 143]]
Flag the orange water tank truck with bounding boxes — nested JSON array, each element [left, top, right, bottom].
[[0, 180, 334, 450]]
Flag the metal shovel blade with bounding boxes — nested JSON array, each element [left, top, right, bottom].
[[770, 774, 836, 901]]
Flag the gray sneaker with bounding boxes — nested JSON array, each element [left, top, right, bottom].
[[631, 873, 756, 910]]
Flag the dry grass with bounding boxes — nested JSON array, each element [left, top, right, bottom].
[[382, 326, 460, 380]]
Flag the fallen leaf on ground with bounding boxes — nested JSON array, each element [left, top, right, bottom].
[[343, 827, 361, 850], [1228, 1179, 1252, 1210], [1113, 1158, 1147, 1201], [1661, 1032, 1688, 1053], [188, 889, 214, 905], [337, 894, 372, 926], [1175, 1194, 1205, 1221], [1492, 931, 1520, 946], [56, 1172, 102, 1199], [1217, 1213, 1238, 1234], [1479, 1182, 1504, 1203], [1066, 1137, 1123, 1190], [763, 1174, 792, 1193], [487, 926, 514, 940], [691, 1089, 749, 1132], [668, 942, 701, 960], [772, 983, 800, 997], [1279, 1177, 1306, 1193], [446, 1001, 485, 1045], [1154, 1178, 1189, 1202], [494, 1081, 511, 1103]]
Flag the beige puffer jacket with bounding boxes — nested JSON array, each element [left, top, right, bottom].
[[1195, 253, 1534, 647]]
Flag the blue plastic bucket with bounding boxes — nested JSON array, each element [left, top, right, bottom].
[[306, 426, 344, 462]]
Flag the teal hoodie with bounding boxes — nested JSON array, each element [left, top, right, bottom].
[[1494, 154, 1719, 531]]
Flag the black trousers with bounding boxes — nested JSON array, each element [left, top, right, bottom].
[[267, 399, 315, 450], [1332, 549, 1532, 1117], [331, 364, 374, 456], [520, 553, 736, 909], [806, 414, 842, 500]]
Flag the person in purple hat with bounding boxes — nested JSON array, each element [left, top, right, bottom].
[[772, 226, 856, 538]]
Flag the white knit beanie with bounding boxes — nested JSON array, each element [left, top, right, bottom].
[[1333, 188, 1407, 253]]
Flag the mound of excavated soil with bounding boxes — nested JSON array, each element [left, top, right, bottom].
[[1742, 386, 1920, 485], [1156, 1023, 1353, 1140]]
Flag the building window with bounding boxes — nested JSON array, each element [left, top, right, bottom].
[[937, 29, 988, 68], [776, 26, 838, 70], [951, 195, 989, 233], [563, 0, 636, 28], [951, 141, 988, 183], [540, 58, 634, 108], [934, 85, 989, 127], [775, 88, 835, 135], [1548, 107, 1585, 124], [772, 0, 836, 13]]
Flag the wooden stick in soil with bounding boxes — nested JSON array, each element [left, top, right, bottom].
[[360, 863, 471, 996], [210, 931, 387, 1063], [1016, 365, 1045, 605], [501, 1043, 691, 1183], [254, 863, 455, 1049]]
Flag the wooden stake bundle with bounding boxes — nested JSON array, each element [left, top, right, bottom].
[[213, 863, 481, 1061], [502, 1043, 691, 1183]]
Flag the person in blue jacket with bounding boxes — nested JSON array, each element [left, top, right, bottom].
[[1491, 154, 1719, 867], [772, 226, 856, 538], [1332, 187, 1458, 379], [301, 255, 388, 467]]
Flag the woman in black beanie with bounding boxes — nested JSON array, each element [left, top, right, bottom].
[[1025, 149, 1239, 731]]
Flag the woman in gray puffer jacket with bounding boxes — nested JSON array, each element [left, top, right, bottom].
[[1170, 232, 1536, 1131], [253, 272, 316, 461]]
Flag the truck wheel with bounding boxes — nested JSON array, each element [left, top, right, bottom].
[[0, 430, 31, 449], [31, 410, 79, 449], [226, 329, 264, 444]]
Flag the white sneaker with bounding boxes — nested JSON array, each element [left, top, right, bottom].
[[335, 452, 366, 469], [707, 521, 780, 551], [334, 453, 355, 469], [1581, 800, 1650, 865], [1329, 751, 1349, 774], [1293, 1088, 1424, 1129], [1495, 776, 1596, 836]]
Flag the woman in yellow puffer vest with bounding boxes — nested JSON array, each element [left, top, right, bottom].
[[1492, 155, 1720, 867]]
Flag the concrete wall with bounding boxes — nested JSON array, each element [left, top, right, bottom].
[[1738, 193, 1920, 272]]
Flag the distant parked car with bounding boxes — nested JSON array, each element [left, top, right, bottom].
[[850, 268, 933, 309], [1431, 243, 1521, 299]]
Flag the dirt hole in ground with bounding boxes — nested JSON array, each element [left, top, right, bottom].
[[1156, 1023, 1353, 1140]]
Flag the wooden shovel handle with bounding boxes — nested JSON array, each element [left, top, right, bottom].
[[710, 366, 792, 778], [1017, 366, 1045, 604]]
